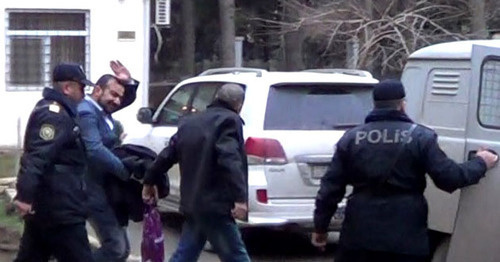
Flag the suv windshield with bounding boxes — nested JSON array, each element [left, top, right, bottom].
[[264, 84, 374, 130]]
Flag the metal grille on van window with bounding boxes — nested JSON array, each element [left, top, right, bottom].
[[431, 71, 460, 96]]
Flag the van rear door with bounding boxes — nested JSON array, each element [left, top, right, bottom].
[[447, 45, 500, 262], [404, 62, 471, 234]]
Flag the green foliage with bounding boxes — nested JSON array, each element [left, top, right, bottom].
[[0, 197, 23, 234], [0, 151, 18, 178]]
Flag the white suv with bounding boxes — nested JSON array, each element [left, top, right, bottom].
[[125, 68, 378, 230]]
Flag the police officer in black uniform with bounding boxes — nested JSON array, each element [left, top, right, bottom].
[[13, 63, 95, 262], [311, 79, 498, 262]]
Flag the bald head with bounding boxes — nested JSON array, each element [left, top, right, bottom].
[[215, 84, 245, 113]]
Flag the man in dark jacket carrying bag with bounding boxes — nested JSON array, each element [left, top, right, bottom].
[[143, 83, 250, 262], [14, 63, 95, 262], [311, 80, 498, 262]]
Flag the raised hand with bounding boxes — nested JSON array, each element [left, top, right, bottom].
[[110, 60, 131, 82]]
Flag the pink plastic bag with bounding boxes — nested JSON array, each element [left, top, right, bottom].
[[141, 202, 165, 262]]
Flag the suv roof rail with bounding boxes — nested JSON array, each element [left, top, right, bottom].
[[199, 67, 267, 77], [303, 68, 373, 78]]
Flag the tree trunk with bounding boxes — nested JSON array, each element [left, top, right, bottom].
[[469, 0, 488, 39], [181, 0, 195, 76], [219, 0, 236, 67], [360, 0, 374, 71], [283, 2, 304, 71], [284, 31, 304, 70]]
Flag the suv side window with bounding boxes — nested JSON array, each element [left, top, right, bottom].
[[157, 84, 197, 125], [156, 82, 244, 126], [191, 83, 220, 113], [478, 58, 500, 128]]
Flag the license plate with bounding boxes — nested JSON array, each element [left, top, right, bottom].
[[311, 165, 328, 179]]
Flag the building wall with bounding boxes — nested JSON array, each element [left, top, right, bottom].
[[0, 0, 150, 147]]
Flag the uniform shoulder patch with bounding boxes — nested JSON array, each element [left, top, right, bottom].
[[49, 102, 61, 113], [39, 124, 56, 141]]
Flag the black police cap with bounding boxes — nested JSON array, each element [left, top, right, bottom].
[[53, 63, 94, 87], [373, 79, 406, 101]]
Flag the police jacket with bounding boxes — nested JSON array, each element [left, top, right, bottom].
[[314, 109, 488, 256], [144, 100, 248, 216], [16, 88, 88, 226]]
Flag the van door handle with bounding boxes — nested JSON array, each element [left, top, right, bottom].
[[468, 149, 498, 160]]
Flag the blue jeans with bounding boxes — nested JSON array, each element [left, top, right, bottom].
[[87, 182, 130, 262], [169, 214, 250, 262]]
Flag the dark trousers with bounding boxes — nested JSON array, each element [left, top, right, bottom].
[[15, 220, 93, 262], [335, 246, 427, 262], [87, 182, 130, 262], [169, 213, 250, 262]]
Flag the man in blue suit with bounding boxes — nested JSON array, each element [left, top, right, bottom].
[[78, 60, 139, 262]]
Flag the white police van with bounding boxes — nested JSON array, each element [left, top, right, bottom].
[[124, 68, 378, 230], [402, 39, 500, 262]]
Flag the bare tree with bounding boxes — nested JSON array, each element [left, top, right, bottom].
[[255, 0, 473, 75], [283, 1, 305, 70], [469, 0, 488, 38], [181, 0, 195, 76], [219, 0, 236, 67]]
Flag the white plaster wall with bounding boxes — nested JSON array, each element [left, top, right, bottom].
[[0, 0, 150, 147]]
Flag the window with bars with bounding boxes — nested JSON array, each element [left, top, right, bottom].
[[478, 58, 500, 128], [5, 10, 90, 91]]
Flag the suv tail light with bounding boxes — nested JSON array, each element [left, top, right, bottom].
[[256, 189, 268, 204], [245, 137, 287, 165]]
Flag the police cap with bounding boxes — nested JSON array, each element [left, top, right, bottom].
[[53, 63, 94, 87], [372, 79, 405, 101]]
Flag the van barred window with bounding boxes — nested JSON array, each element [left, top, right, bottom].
[[5, 10, 90, 91], [479, 59, 500, 128]]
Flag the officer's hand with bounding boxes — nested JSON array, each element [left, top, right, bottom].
[[13, 200, 34, 217], [142, 184, 158, 203], [476, 148, 499, 169], [311, 232, 328, 251], [231, 202, 248, 221]]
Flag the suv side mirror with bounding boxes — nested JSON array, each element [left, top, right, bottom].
[[137, 107, 154, 124]]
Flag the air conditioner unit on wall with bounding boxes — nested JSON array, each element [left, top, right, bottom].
[[155, 0, 171, 26]]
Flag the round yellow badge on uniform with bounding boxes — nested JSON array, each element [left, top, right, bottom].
[[39, 124, 55, 141]]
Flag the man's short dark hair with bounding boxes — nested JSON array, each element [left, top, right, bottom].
[[95, 74, 119, 90]]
